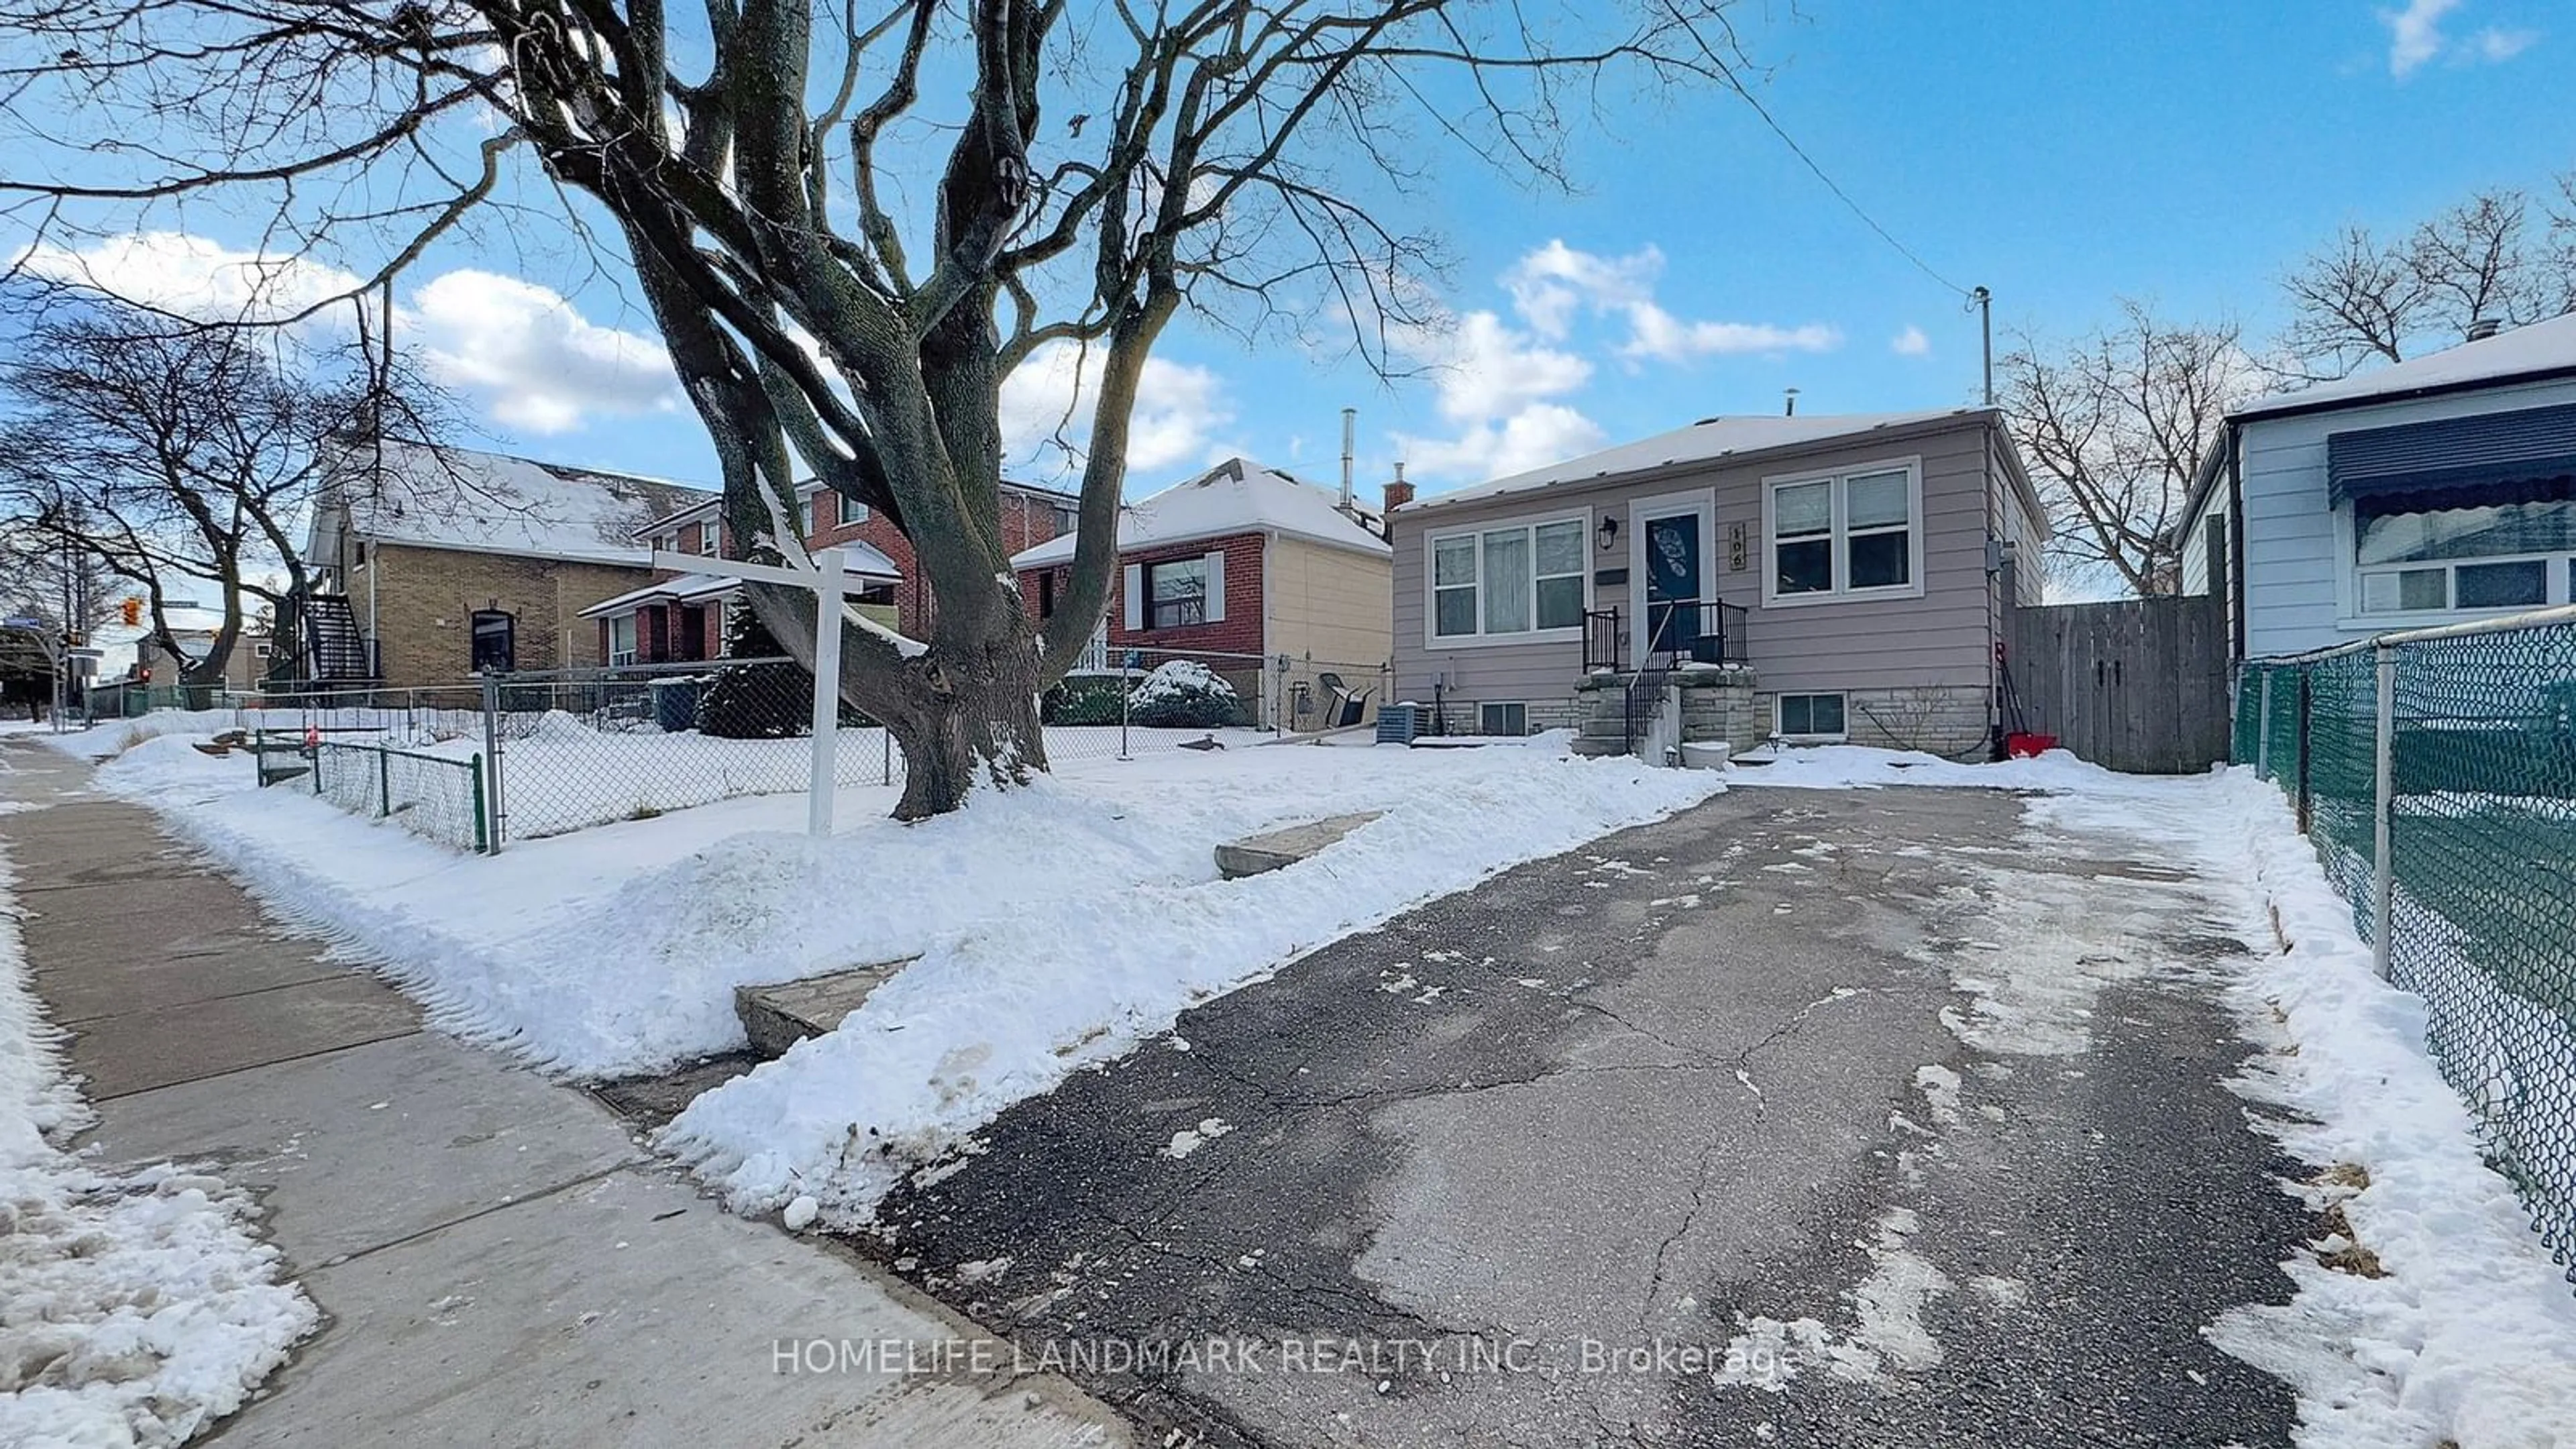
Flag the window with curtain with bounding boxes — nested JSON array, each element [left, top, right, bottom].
[[1428, 518, 1585, 639]]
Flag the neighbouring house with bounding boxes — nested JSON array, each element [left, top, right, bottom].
[[628, 476, 1079, 642], [575, 545, 904, 665], [133, 627, 268, 694], [1388, 409, 2046, 756], [291, 439, 714, 688], [1009, 458, 1395, 729], [2182, 312, 2576, 660]]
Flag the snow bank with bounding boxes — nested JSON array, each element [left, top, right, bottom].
[[91, 735, 1724, 1102], [651, 742, 1727, 1222], [2035, 773, 2576, 1449], [0, 806, 315, 1448]]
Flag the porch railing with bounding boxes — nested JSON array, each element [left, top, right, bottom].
[[1585, 600, 1749, 676], [1582, 608, 1624, 673]]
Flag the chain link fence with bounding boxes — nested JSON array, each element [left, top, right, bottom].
[[2235, 608, 2576, 1287], [308, 739, 489, 852], [191, 647, 1389, 851]]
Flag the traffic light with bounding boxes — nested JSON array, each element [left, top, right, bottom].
[[120, 596, 142, 627]]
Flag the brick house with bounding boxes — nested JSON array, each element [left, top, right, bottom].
[[611, 476, 1079, 645], [1009, 458, 1395, 727], [292, 439, 713, 688]]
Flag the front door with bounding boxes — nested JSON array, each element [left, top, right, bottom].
[[1639, 507, 1706, 661]]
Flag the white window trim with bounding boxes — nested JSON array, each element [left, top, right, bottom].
[[1421, 508, 1592, 650], [1774, 691, 1850, 742], [1759, 455, 1928, 608], [2331, 499, 2575, 629]]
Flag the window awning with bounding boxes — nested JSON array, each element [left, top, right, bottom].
[[2328, 402, 2576, 513]]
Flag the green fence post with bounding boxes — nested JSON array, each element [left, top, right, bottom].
[[378, 745, 392, 818], [470, 754, 490, 854], [2295, 670, 2313, 835]]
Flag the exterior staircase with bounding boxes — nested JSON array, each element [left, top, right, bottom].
[[1571, 663, 1765, 762], [291, 593, 379, 684]]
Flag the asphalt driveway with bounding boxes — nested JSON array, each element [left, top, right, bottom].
[[864, 784, 2310, 1448]]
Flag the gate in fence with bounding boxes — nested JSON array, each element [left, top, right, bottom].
[[2006, 593, 2231, 773]]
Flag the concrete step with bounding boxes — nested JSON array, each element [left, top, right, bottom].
[[735, 958, 916, 1059], [1569, 737, 1634, 759], [1215, 811, 1384, 879]]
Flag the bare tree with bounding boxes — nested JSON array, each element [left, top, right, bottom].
[[0, 305, 437, 696], [0, 0, 1754, 818], [2279, 177, 2576, 378], [2000, 301, 2258, 598]]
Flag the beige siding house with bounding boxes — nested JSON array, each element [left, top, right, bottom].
[[1390, 409, 2046, 755], [1012, 458, 1393, 729]]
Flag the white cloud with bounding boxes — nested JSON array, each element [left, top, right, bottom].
[[1619, 305, 1841, 364], [13, 233, 682, 435], [2381, 0, 2536, 75], [2471, 23, 2538, 59], [13, 231, 362, 326], [1382, 304, 1601, 484], [998, 340, 1235, 482], [1891, 325, 1932, 358], [1493, 239, 1839, 366], [1500, 241, 1661, 340], [1394, 404, 1607, 485], [409, 270, 678, 435], [1392, 309, 1593, 426]]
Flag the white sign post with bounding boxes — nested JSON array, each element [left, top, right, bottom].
[[653, 546, 851, 839]]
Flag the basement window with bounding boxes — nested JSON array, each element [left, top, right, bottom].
[[1776, 692, 1847, 741], [1479, 701, 1530, 737]]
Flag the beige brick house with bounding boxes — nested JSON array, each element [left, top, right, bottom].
[[290, 439, 712, 688]]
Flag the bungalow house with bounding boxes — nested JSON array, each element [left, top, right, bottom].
[[1389, 409, 2046, 755], [2181, 312, 2576, 660], [1009, 458, 1395, 727], [293, 439, 714, 688], [619, 476, 1079, 642]]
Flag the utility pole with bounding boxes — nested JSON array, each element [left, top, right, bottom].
[[1970, 286, 1994, 407]]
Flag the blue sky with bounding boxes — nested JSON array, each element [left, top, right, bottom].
[[14, 0, 2572, 504]]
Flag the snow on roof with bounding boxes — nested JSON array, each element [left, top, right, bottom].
[[335, 439, 716, 566], [576, 549, 901, 619], [1010, 458, 1389, 569], [2235, 312, 2576, 419], [1404, 409, 1983, 512]]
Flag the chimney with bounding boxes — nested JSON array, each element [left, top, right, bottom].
[[1383, 462, 1414, 518], [2467, 317, 2504, 342], [1339, 407, 1356, 512], [1784, 386, 1801, 417]]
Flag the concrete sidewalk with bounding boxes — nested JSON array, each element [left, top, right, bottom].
[[0, 739, 1130, 1448]]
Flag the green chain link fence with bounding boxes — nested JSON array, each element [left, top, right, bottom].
[[309, 739, 489, 853], [2235, 614, 2576, 1286]]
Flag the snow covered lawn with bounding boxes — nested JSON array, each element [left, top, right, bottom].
[[0, 805, 314, 1448], [87, 727, 1729, 1215]]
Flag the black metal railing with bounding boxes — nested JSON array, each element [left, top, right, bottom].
[[1582, 608, 1624, 674], [1642, 598, 1749, 667]]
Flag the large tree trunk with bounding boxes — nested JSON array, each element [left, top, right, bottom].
[[741, 580, 1054, 822], [879, 639, 1050, 820]]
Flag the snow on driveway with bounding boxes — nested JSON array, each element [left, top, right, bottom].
[[1742, 747, 2576, 1449], [0, 802, 314, 1448]]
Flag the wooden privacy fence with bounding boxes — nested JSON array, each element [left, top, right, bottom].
[[2004, 594, 2230, 774]]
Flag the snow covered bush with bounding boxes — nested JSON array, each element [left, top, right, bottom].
[[1126, 659, 1242, 729], [1041, 672, 1128, 727]]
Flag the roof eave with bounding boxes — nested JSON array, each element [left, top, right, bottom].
[[1401, 409, 2000, 519], [2232, 360, 2576, 424]]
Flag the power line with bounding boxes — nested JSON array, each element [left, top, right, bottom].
[[1721, 74, 1972, 299]]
